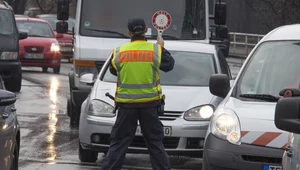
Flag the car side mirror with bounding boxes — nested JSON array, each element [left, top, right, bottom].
[[19, 32, 28, 40], [55, 33, 64, 39], [214, 2, 227, 25], [275, 97, 300, 134], [57, 0, 69, 20], [216, 26, 229, 39], [80, 73, 95, 86], [56, 21, 69, 34], [209, 74, 230, 98], [0, 90, 17, 106]]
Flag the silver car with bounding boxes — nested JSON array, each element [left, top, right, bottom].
[[78, 41, 232, 162], [0, 75, 20, 170]]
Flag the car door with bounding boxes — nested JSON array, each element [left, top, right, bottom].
[[0, 104, 16, 170]]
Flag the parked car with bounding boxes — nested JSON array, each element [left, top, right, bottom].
[[16, 18, 62, 74], [202, 24, 300, 170], [23, 7, 43, 18], [274, 89, 300, 170], [0, 1, 28, 92], [76, 41, 233, 162], [36, 14, 75, 62], [0, 75, 20, 170]]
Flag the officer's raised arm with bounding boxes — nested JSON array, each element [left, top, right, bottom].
[[156, 37, 175, 72], [109, 53, 117, 76]]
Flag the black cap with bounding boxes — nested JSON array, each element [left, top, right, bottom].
[[127, 18, 146, 35]]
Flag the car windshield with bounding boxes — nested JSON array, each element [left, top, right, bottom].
[[238, 41, 300, 99], [39, 16, 75, 32], [0, 9, 14, 35], [80, 0, 205, 40], [102, 51, 216, 86], [16, 21, 54, 38]]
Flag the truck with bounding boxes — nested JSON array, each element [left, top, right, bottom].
[[56, 0, 229, 127]]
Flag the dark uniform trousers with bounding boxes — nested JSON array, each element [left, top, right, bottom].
[[101, 107, 171, 170]]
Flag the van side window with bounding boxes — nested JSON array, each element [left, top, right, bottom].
[[218, 49, 232, 78]]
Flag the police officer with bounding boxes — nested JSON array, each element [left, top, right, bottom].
[[101, 18, 175, 170]]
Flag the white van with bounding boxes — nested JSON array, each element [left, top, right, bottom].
[[202, 24, 300, 170], [55, 0, 229, 127]]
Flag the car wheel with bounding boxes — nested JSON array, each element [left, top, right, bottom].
[[70, 108, 80, 128], [67, 98, 71, 117], [6, 72, 22, 92], [42, 67, 48, 73], [10, 142, 19, 170], [79, 142, 98, 162], [53, 66, 60, 74]]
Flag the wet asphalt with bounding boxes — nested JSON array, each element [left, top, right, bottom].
[[16, 57, 244, 170]]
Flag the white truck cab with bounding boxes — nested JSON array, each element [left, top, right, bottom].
[[56, 0, 229, 127]]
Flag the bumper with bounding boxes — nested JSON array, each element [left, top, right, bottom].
[[20, 52, 61, 67], [79, 113, 209, 157], [0, 60, 21, 81], [203, 133, 284, 170]]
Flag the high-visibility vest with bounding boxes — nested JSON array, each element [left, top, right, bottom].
[[111, 41, 162, 103]]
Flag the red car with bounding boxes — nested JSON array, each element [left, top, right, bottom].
[[36, 14, 75, 62], [16, 18, 62, 74]]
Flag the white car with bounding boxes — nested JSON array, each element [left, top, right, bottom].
[[202, 24, 300, 170], [78, 41, 232, 162]]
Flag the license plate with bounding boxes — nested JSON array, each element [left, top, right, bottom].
[[263, 165, 282, 170], [24, 53, 44, 59], [135, 126, 171, 136], [60, 47, 73, 52]]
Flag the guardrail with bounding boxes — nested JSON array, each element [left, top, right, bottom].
[[229, 32, 265, 58]]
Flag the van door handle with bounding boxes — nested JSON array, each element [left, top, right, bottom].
[[286, 146, 293, 157], [11, 108, 17, 112]]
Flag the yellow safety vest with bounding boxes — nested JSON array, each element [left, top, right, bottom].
[[111, 41, 162, 103]]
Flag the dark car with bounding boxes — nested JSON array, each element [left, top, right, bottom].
[[36, 14, 75, 62], [0, 1, 28, 92], [0, 75, 20, 170]]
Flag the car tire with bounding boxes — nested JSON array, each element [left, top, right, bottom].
[[53, 66, 60, 74], [67, 98, 71, 117], [79, 142, 98, 163], [42, 67, 48, 73], [10, 142, 19, 170], [69, 103, 80, 128], [6, 72, 22, 92]]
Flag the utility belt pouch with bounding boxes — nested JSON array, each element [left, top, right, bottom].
[[158, 95, 165, 116]]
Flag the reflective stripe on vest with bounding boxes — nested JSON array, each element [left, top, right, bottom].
[[112, 41, 162, 103]]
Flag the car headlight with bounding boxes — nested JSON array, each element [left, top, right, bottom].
[[51, 43, 60, 52], [0, 52, 18, 60], [184, 105, 214, 121], [88, 99, 115, 117], [211, 108, 241, 145]]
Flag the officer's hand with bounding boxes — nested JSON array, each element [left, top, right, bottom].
[[156, 36, 164, 47]]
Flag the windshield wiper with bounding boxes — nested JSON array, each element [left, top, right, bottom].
[[30, 34, 46, 37], [239, 94, 280, 102], [147, 35, 179, 40], [85, 28, 129, 38]]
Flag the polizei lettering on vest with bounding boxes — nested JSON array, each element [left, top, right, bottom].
[[119, 50, 155, 63]]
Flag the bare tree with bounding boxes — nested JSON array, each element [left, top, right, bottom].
[[246, 0, 300, 30], [35, 0, 74, 14]]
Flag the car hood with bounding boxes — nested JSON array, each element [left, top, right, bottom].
[[224, 97, 288, 149], [56, 33, 73, 44], [92, 81, 214, 112], [19, 37, 57, 46], [0, 34, 18, 51]]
